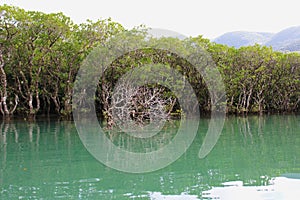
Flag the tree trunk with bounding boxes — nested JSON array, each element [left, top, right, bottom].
[[0, 49, 18, 116]]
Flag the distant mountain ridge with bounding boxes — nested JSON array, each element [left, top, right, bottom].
[[213, 26, 300, 52], [214, 31, 274, 48]]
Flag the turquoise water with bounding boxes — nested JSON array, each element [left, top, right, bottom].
[[0, 115, 299, 199]]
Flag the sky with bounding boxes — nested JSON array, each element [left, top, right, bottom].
[[2, 0, 300, 39]]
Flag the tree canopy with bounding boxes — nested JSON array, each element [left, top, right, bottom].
[[1, 5, 300, 123]]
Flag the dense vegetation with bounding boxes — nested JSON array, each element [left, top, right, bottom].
[[1, 5, 300, 122]]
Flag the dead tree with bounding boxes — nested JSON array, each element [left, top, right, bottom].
[[110, 82, 176, 130]]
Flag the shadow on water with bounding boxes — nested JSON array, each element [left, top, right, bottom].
[[0, 115, 299, 199]]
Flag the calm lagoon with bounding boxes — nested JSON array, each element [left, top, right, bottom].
[[0, 115, 299, 199]]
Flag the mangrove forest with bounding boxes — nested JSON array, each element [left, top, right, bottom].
[[1, 5, 300, 123]]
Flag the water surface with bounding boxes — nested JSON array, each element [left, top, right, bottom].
[[0, 115, 299, 199]]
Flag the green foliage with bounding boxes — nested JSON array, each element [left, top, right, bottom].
[[0, 5, 124, 116], [1, 5, 300, 118]]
